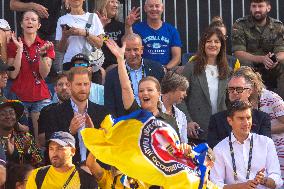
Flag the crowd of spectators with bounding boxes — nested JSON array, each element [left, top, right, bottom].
[[0, 0, 284, 188]]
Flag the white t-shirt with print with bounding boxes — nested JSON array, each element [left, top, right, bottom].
[[56, 12, 104, 63]]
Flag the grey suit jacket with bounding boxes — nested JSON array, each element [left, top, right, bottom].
[[181, 62, 229, 140]]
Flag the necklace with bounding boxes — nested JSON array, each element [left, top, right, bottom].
[[206, 65, 218, 77], [229, 134, 253, 181], [23, 43, 40, 64]]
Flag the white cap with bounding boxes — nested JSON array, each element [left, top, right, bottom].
[[0, 19, 11, 31]]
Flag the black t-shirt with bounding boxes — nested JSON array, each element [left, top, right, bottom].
[[17, 0, 62, 39], [102, 19, 125, 69]]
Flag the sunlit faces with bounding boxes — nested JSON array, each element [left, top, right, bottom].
[[124, 38, 144, 69], [21, 11, 40, 34], [227, 108, 252, 140], [250, 2, 270, 22], [227, 77, 252, 102], [55, 76, 71, 102], [48, 141, 75, 168], [0, 106, 17, 130], [0, 72, 8, 89], [70, 74, 91, 102], [138, 80, 160, 112], [144, 0, 164, 20], [106, 0, 119, 18], [204, 34, 221, 58]]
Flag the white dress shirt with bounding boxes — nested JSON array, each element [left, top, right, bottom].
[[210, 133, 283, 189]]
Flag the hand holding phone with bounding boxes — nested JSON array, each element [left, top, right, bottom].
[[270, 54, 277, 63], [60, 24, 71, 30]]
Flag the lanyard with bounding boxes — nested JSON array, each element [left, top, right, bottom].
[[229, 133, 253, 181]]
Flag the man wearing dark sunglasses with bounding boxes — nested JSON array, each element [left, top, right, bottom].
[[207, 74, 271, 148]]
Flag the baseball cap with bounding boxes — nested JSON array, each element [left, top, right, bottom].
[[0, 59, 15, 72], [63, 53, 90, 71], [49, 131, 76, 148], [0, 19, 11, 31]]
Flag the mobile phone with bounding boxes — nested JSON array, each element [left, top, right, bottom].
[[270, 54, 277, 63], [195, 128, 204, 136], [60, 24, 71, 30]]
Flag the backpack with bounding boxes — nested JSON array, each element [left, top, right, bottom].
[[35, 165, 98, 189]]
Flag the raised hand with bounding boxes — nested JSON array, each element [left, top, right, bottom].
[[40, 41, 53, 56], [105, 39, 126, 60], [6, 134, 15, 155], [96, 11, 111, 27], [125, 7, 140, 28], [31, 3, 49, 18], [10, 32, 23, 50]]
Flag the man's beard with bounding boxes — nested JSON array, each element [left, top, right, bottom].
[[251, 11, 268, 23], [57, 92, 71, 102], [50, 156, 65, 168], [71, 91, 90, 102]]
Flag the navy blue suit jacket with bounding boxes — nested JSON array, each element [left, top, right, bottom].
[[207, 109, 271, 148], [104, 59, 165, 117]]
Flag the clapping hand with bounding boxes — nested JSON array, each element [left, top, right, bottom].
[[40, 41, 53, 57], [10, 32, 23, 50]]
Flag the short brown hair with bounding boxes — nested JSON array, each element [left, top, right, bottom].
[[54, 72, 68, 86], [250, 0, 270, 4], [67, 67, 92, 82], [161, 71, 189, 94], [227, 100, 252, 117]]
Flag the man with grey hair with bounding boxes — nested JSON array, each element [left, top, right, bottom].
[[125, 0, 182, 70], [207, 72, 271, 148], [104, 33, 164, 117]]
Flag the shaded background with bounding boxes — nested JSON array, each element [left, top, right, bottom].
[[1, 0, 284, 55]]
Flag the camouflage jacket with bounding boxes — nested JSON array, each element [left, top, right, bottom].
[[232, 15, 284, 58]]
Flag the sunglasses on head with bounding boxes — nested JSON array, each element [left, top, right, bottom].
[[227, 87, 251, 94], [74, 62, 89, 67]]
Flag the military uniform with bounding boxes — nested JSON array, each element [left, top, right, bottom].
[[232, 15, 284, 98]]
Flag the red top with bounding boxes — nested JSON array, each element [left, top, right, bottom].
[[7, 36, 55, 102]]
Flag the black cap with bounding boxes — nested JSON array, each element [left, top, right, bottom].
[[49, 131, 76, 148], [0, 59, 14, 72], [63, 53, 90, 71]]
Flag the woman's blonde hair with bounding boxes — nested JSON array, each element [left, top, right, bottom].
[[94, 0, 119, 20]]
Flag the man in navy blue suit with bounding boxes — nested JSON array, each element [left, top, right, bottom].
[[104, 33, 165, 117], [207, 74, 271, 148]]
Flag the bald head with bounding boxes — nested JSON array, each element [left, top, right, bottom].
[[122, 33, 143, 46], [145, 0, 163, 5]]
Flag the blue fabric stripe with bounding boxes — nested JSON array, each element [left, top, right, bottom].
[[113, 109, 153, 125]]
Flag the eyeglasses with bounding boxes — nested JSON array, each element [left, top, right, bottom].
[[227, 87, 251, 94]]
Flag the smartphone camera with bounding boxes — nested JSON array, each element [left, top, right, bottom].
[[270, 54, 277, 63]]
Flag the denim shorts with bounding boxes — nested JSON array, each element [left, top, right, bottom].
[[22, 99, 51, 113]]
